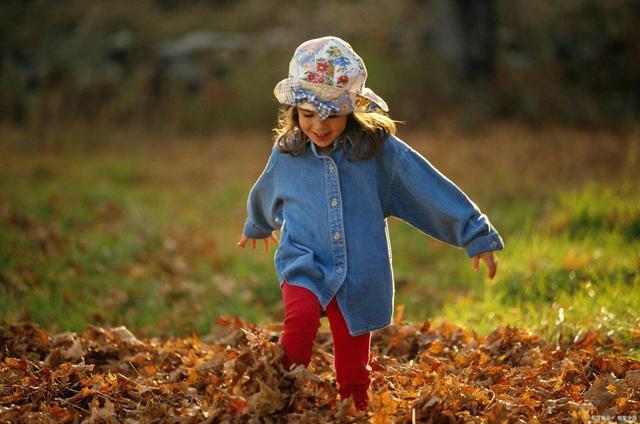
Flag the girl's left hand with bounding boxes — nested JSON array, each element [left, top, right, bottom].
[[472, 251, 498, 279]]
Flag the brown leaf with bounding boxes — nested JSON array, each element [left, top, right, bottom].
[[247, 379, 286, 415], [584, 378, 617, 410], [87, 398, 117, 423]]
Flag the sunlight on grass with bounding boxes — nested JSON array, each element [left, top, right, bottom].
[[437, 183, 640, 357]]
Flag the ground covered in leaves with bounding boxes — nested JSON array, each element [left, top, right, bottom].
[[1, 319, 639, 423]]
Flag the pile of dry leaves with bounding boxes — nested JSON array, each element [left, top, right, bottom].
[[1, 317, 639, 423]]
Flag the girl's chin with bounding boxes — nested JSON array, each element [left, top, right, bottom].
[[310, 135, 334, 145], [314, 140, 332, 146]]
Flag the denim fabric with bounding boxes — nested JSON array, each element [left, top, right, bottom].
[[243, 134, 504, 336]]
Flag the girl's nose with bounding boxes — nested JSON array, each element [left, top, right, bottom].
[[314, 118, 329, 130]]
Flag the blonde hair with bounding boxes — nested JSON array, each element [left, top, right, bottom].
[[273, 105, 399, 161]]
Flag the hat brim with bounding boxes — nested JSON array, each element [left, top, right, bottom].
[[274, 78, 389, 114]]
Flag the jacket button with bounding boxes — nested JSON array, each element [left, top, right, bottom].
[[336, 266, 343, 274], [328, 164, 335, 172], [331, 198, 338, 208], [333, 232, 341, 241], [490, 241, 497, 248]]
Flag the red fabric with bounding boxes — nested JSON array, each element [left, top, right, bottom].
[[280, 282, 322, 368], [280, 281, 371, 410]]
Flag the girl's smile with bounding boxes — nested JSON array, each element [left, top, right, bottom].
[[298, 106, 348, 152], [311, 131, 332, 143]]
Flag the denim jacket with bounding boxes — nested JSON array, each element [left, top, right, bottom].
[[243, 134, 504, 336]]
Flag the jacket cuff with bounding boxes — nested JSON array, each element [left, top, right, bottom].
[[243, 217, 273, 239], [465, 232, 504, 257]]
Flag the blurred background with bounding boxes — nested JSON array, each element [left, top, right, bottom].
[[1, 0, 639, 356], [2, 0, 640, 133]]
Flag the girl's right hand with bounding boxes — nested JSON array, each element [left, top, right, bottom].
[[237, 233, 279, 252]]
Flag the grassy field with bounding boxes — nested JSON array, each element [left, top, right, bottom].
[[1, 122, 639, 357]]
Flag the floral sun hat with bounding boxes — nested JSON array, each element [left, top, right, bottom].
[[273, 36, 389, 120]]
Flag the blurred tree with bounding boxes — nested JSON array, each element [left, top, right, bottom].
[[1, 0, 638, 131], [431, 0, 497, 81]]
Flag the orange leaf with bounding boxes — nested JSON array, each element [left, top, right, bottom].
[[4, 357, 27, 371]]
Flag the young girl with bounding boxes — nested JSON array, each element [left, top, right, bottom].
[[237, 36, 503, 410]]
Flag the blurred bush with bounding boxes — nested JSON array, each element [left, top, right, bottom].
[[0, 0, 639, 133]]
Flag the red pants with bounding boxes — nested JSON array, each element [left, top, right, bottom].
[[280, 281, 371, 410]]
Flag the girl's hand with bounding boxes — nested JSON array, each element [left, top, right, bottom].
[[237, 233, 279, 252], [472, 251, 498, 279]]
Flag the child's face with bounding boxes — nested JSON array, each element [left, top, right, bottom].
[[298, 107, 348, 151]]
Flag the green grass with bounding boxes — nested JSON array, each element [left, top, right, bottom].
[[427, 183, 640, 358], [0, 124, 638, 358]]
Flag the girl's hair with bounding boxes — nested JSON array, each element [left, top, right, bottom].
[[273, 105, 398, 161]]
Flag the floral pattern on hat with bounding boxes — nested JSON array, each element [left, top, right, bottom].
[[274, 36, 388, 118], [292, 38, 363, 89]]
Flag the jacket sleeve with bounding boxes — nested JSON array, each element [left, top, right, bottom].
[[385, 145, 504, 257], [243, 147, 283, 239]]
